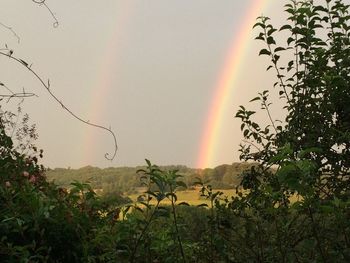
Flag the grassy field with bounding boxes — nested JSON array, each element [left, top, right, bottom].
[[127, 188, 302, 206], [128, 188, 237, 206]]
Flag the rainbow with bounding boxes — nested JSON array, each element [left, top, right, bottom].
[[197, 0, 270, 169], [81, 2, 134, 165]]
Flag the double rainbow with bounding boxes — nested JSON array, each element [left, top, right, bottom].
[[83, 1, 271, 168]]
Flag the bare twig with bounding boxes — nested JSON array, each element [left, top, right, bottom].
[[0, 22, 20, 43], [0, 93, 37, 103], [0, 82, 15, 95]]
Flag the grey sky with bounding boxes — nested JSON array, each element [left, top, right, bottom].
[[0, 0, 315, 168]]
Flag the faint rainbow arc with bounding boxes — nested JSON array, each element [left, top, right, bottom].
[[81, 2, 134, 165], [197, 0, 269, 169]]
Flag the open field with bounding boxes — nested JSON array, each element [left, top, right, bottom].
[[127, 188, 302, 206], [128, 189, 238, 206]]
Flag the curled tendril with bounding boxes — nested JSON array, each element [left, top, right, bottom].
[[0, 51, 118, 161], [32, 0, 59, 28], [43, 3, 59, 28]]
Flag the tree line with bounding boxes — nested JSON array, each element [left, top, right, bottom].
[[45, 162, 252, 195]]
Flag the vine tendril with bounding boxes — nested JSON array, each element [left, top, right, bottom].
[[32, 0, 59, 28], [0, 51, 118, 161]]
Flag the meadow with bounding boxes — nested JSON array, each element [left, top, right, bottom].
[[128, 188, 237, 206]]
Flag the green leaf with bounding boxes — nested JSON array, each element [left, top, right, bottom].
[[267, 36, 276, 45], [243, 129, 249, 137], [249, 97, 260, 102], [259, 49, 271, 56], [267, 28, 277, 36], [287, 37, 294, 45], [274, 47, 286, 52], [253, 22, 265, 29], [166, 192, 177, 202], [280, 24, 292, 31]]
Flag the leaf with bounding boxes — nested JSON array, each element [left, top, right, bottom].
[[140, 201, 152, 209], [259, 49, 271, 56], [274, 47, 286, 52], [243, 129, 249, 137], [251, 122, 259, 130], [274, 55, 280, 63], [285, 8, 295, 15], [267, 28, 277, 36], [267, 36, 276, 45], [249, 97, 260, 102], [19, 59, 29, 67], [253, 22, 265, 29], [280, 24, 292, 31], [166, 192, 177, 202], [145, 159, 151, 167], [287, 37, 295, 45]]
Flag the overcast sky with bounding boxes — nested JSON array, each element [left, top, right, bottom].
[[0, 0, 325, 168]]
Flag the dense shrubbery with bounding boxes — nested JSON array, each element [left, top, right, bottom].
[[1, 0, 350, 262], [0, 111, 127, 262]]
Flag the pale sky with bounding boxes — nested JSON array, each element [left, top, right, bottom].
[[0, 0, 315, 168]]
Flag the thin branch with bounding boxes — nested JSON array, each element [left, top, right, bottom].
[[261, 20, 291, 103], [0, 22, 20, 43], [0, 92, 37, 103], [262, 99, 277, 133], [0, 82, 15, 95], [0, 51, 118, 161], [243, 139, 262, 152]]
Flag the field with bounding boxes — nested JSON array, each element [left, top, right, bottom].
[[128, 188, 237, 206], [127, 188, 302, 206]]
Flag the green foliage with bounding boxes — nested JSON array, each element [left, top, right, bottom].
[[0, 111, 122, 262], [233, 0, 350, 261]]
